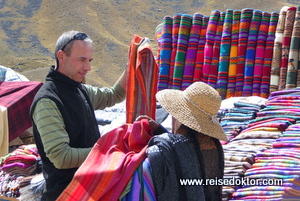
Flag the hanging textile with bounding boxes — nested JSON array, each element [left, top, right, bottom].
[[182, 13, 203, 90], [168, 14, 181, 89], [260, 12, 280, 98], [286, 6, 300, 89], [201, 10, 220, 83], [157, 16, 173, 91], [226, 10, 241, 99], [154, 23, 163, 65], [216, 9, 233, 99], [235, 8, 253, 96], [208, 12, 225, 89], [126, 35, 158, 123], [193, 16, 209, 82], [252, 12, 271, 96], [171, 14, 193, 90], [242, 10, 262, 97], [278, 7, 297, 90]]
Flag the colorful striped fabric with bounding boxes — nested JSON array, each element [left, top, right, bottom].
[[278, 7, 297, 90], [208, 11, 225, 89], [201, 10, 220, 83], [57, 120, 152, 201], [193, 16, 209, 82], [126, 35, 158, 123], [168, 14, 181, 89], [270, 6, 289, 93], [252, 12, 271, 96], [182, 13, 203, 90], [286, 6, 300, 89], [172, 14, 193, 90], [226, 10, 241, 99], [260, 12, 280, 98], [155, 23, 163, 65], [157, 16, 173, 91], [216, 9, 233, 99], [235, 8, 253, 96], [242, 10, 262, 96]]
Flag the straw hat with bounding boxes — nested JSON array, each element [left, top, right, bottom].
[[156, 82, 228, 141]]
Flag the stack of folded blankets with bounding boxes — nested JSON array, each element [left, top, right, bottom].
[[219, 96, 267, 200], [229, 89, 300, 200], [0, 144, 41, 199]]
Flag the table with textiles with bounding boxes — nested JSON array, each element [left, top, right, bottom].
[[0, 81, 43, 157]]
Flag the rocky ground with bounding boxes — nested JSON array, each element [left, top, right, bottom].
[[0, 0, 299, 87]]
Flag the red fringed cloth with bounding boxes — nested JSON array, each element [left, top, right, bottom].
[[126, 35, 158, 124], [57, 119, 152, 201], [0, 81, 42, 141]]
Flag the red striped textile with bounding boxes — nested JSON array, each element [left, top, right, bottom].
[[278, 7, 296, 90], [57, 119, 152, 201], [126, 35, 158, 123]]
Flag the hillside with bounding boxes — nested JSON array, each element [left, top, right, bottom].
[[0, 0, 298, 87]]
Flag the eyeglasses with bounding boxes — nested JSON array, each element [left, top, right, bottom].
[[61, 33, 90, 51]]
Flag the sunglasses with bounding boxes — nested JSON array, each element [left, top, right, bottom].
[[61, 33, 90, 51]]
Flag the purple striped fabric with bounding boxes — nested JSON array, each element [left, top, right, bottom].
[[208, 11, 225, 89], [182, 13, 203, 90], [252, 12, 271, 96], [235, 8, 253, 96], [157, 16, 173, 91], [201, 10, 220, 84], [193, 16, 209, 82], [260, 12, 279, 98], [242, 10, 262, 97]]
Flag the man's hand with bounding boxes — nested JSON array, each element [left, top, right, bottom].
[[135, 115, 160, 133]]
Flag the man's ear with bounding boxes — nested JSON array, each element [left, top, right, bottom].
[[57, 50, 65, 64]]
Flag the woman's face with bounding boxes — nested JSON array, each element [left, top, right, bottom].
[[171, 116, 186, 134]]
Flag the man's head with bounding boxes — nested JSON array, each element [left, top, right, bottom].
[[54, 30, 93, 82]]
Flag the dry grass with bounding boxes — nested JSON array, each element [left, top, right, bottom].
[[0, 0, 297, 87]]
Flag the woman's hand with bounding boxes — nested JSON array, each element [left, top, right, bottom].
[[135, 115, 160, 133]]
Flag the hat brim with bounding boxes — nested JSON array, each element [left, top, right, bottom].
[[156, 89, 228, 141]]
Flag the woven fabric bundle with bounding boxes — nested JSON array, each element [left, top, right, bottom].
[[201, 10, 220, 83], [226, 10, 241, 98], [155, 22, 163, 65], [193, 16, 209, 82], [235, 8, 253, 96], [157, 16, 173, 91], [270, 6, 289, 93], [242, 10, 262, 97], [252, 11, 271, 96], [260, 12, 280, 98], [208, 11, 225, 89], [278, 7, 297, 90], [182, 13, 203, 90], [216, 9, 234, 99], [172, 14, 193, 90], [286, 6, 300, 89], [168, 14, 181, 89]]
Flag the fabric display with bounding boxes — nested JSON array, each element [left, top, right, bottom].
[[19, 173, 45, 201], [225, 88, 300, 200], [126, 35, 158, 123], [156, 5, 300, 99], [0, 144, 41, 198]]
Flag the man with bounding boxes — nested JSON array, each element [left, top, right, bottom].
[[30, 30, 127, 200]]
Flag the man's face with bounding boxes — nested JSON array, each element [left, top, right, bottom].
[[58, 40, 93, 82]]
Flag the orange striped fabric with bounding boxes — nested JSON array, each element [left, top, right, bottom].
[[126, 35, 159, 123]]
